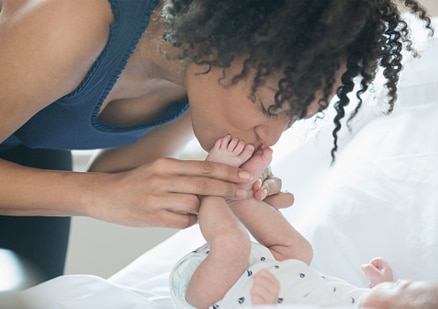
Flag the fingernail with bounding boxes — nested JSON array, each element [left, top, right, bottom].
[[237, 189, 248, 199], [254, 179, 262, 191], [261, 188, 268, 200], [239, 171, 252, 180]]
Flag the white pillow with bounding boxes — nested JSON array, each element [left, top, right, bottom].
[[303, 102, 438, 287], [272, 36, 438, 288]]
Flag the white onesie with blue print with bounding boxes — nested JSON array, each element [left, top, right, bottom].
[[169, 242, 369, 308]]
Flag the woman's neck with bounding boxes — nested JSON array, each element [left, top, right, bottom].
[[133, 2, 187, 88]]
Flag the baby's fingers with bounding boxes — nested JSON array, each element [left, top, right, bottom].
[[251, 270, 280, 305]]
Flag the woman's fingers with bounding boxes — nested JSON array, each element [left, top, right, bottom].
[[88, 158, 258, 227], [143, 158, 253, 200], [88, 185, 203, 228], [249, 166, 294, 209], [146, 174, 249, 200], [154, 158, 253, 183], [253, 176, 282, 200], [157, 209, 199, 229], [252, 167, 286, 201], [146, 192, 201, 214]]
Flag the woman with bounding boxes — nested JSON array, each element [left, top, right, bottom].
[[0, 0, 432, 282]]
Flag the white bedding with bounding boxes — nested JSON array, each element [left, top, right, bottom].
[[4, 19, 437, 309]]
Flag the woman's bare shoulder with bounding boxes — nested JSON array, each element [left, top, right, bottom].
[[0, 0, 113, 52], [0, 0, 114, 142]]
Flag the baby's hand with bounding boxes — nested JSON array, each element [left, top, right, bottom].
[[361, 257, 394, 288], [250, 269, 280, 305]]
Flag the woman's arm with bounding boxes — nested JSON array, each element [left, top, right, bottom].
[[0, 0, 252, 227], [0, 0, 112, 144], [88, 110, 196, 173], [0, 0, 112, 214], [0, 154, 255, 228]]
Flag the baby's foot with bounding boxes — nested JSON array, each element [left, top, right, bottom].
[[241, 146, 273, 181], [206, 135, 254, 167], [250, 269, 280, 305]]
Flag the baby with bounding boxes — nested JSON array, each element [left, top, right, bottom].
[[170, 135, 394, 308]]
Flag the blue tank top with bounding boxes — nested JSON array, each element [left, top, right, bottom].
[[2, 0, 189, 150]]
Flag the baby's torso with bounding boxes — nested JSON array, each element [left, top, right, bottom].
[[219, 243, 369, 308]]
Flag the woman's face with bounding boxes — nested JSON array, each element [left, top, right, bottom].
[[185, 60, 323, 151]]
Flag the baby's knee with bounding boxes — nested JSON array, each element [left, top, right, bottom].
[[212, 228, 250, 257]]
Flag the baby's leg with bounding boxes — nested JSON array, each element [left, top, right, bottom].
[[230, 145, 313, 263], [186, 196, 250, 308], [250, 269, 280, 305], [186, 136, 254, 308]]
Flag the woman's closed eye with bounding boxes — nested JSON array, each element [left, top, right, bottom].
[[260, 102, 278, 119]]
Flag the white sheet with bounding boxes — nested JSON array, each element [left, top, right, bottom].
[[108, 34, 438, 307], [0, 275, 170, 308], [5, 19, 437, 309], [298, 103, 438, 287], [111, 32, 438, 307]]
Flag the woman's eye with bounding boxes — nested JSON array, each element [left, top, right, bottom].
[[260, 103, 278, 119]]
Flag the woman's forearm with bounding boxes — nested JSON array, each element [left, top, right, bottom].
[[88, 111, 194, 173], [0, 158, 106, 217]]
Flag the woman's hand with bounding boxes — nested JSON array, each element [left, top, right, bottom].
[[251, 166, 295, 210], [84, 157, 254, 228]]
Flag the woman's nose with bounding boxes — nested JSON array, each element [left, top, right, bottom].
[[254, 120, 289, 147]]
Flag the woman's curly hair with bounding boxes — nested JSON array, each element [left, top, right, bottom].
[[161, 0, 434, 160]]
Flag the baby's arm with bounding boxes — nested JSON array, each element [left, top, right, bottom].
[[251, 269, 280, 305], [231, 198, 313, 264]]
